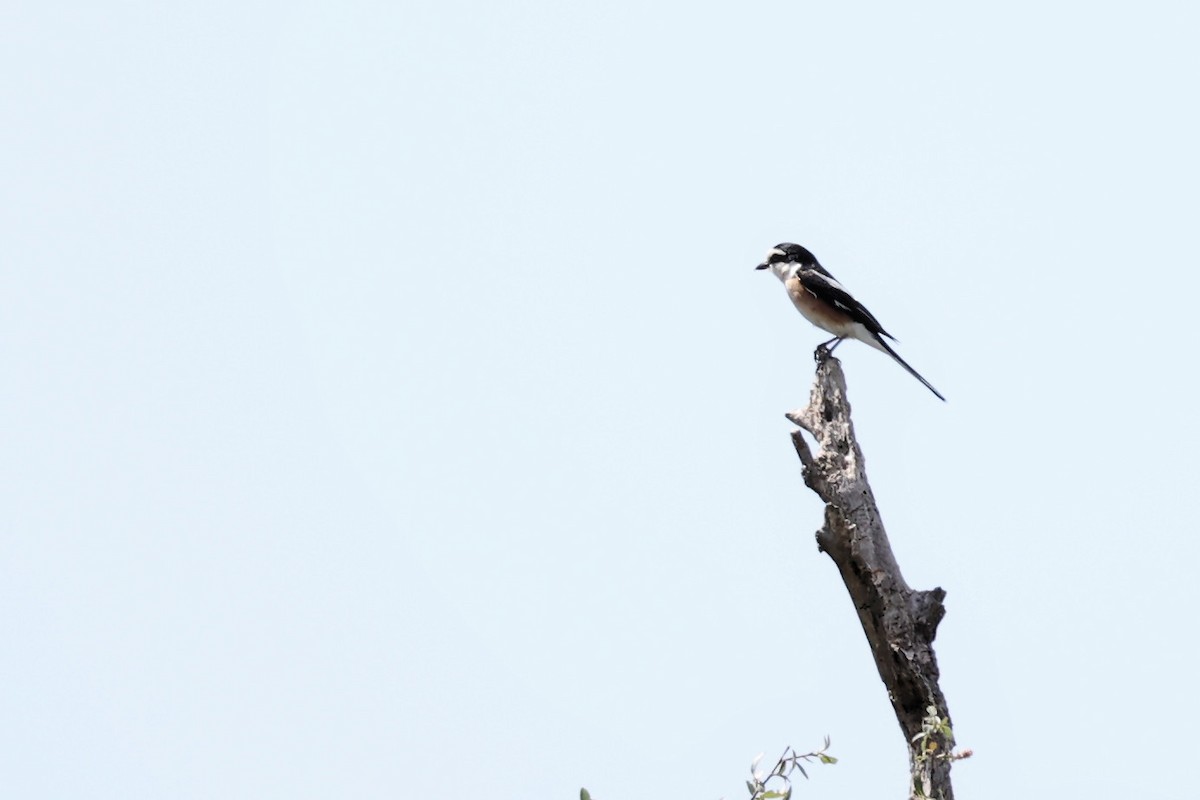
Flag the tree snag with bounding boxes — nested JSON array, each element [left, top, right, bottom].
[[785, 354, 956, 800]]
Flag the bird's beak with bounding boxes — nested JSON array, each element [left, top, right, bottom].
[[755, 262, 770, 270]]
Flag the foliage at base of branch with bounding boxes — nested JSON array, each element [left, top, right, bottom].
[[911, 706, 973, 766], [911, 706, 973, 800]]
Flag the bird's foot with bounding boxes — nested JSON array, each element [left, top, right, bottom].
[[814, 338, 842, 363]]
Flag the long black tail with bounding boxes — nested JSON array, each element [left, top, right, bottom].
[[874, 336, 946, 401]]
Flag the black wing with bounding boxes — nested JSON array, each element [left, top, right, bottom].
[[798, 264, 896, 340]]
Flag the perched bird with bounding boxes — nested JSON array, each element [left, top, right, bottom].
[[756, 242, 945, 401]]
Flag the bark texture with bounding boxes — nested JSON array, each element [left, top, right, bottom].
[[785, 354, 955, 800]]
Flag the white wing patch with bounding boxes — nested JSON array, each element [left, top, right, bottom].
[[803, 268, 850, 294]]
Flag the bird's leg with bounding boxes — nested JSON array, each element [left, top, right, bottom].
[[814, 337, 843, 362]]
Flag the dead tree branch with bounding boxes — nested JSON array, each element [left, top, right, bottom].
[[785, 354, 957, 800]]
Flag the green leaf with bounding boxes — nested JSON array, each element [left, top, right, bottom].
[[580, 790, 592, 800], [818, 754, 838, 764]]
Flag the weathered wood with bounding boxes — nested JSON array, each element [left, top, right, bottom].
[[785, 354, 955, 800]]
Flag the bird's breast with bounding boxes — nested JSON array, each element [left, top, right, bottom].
[[784, 277, 858, 337]]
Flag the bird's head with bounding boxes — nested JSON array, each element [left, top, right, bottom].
[[755, 242, 819, 273]]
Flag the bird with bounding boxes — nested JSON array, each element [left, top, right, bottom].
[[756, 242, 945, 401]]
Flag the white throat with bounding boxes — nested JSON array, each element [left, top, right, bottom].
[[769, 262, 798, 283]]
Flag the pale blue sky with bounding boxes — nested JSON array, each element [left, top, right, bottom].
[[3, 2, 1198, 798]]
